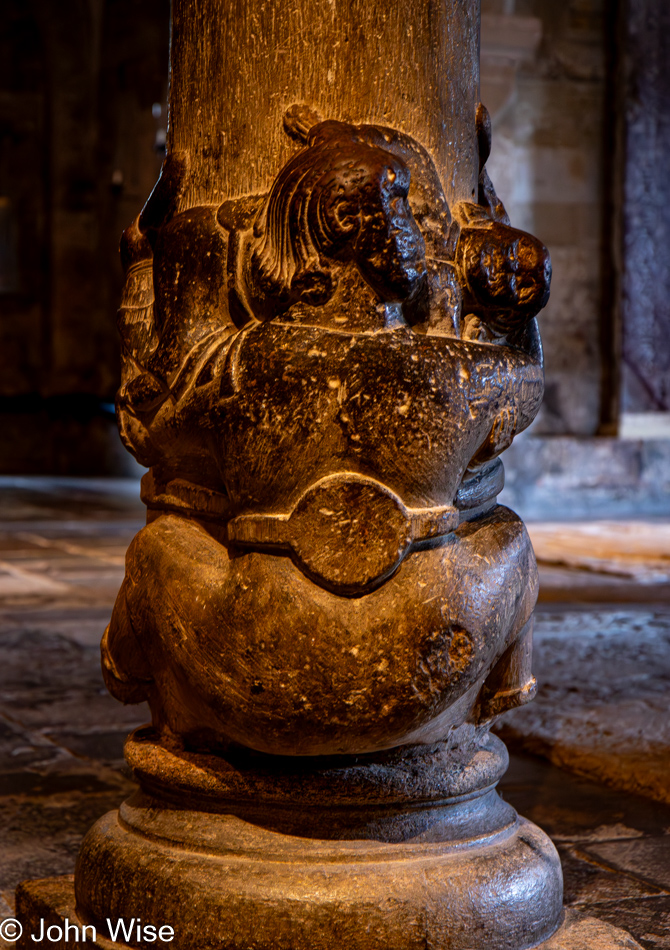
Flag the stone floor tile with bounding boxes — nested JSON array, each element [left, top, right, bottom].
[[0, 891, 16, 950], [539, 909, 645, 948], [0, 566, 69, 599], [0, 787, 132, 891], [497, 608, 670, 804], [12, 531, 127, 567], [0, 717, 75, 781], [0, 890, 14, 913], [0, 477, 145, 523], [0, 762, 130, 800], [0, 623, 148, 733], [537, 564, 670, 604], [559, 846, 668, 906], [584, 839, 670, 891], [501, 753, 670, 842], [41, 729, 134, 770], [0, 607, 119, 648], [582, 898, 670, 949]]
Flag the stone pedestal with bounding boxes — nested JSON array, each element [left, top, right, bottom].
[[68, 730, 560, 950], [9, 1, 640, 948]]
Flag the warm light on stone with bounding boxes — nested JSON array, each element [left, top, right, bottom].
[[12, 2, 647, 948]]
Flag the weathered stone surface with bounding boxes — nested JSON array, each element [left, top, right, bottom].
[[585, 838, 670, 892], [2, 481, 668, 947], [14, 0, 661, 944], [58, 0, 573, 941], [500, 754, 670, 946], [168, 0, 480, 209], [538, 910, 643, 949], [496, 607, 670, 804], [72, 785, 561, 950], [585, 899, 670, 950], [104, 507, 538, 755], [617, 0, 670, 416]]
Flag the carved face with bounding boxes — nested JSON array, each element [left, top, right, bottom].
[[460, 222, 551, 320], [247, 123, 427, 318], [326, 157, 427, 303]]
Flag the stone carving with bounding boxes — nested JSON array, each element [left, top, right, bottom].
[[62, 104, 564, 950], [105, 107, 551, 762]]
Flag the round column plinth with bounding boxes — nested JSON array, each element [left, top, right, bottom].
[[74, 731, 563, 950]]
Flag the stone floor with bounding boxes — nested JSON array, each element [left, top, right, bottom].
[[0, 478, 668, 947]]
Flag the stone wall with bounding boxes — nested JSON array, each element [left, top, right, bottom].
[[0, 0, 169, 474], [500, 433, 670, 520], [481, 0, 670, 518], [482, 0, 611, 436]]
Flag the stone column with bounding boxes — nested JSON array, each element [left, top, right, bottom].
[[18, 1, 577, 947], [167, 0, 480, 209]]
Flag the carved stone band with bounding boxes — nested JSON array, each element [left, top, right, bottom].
[[228, 473, 459, 594]]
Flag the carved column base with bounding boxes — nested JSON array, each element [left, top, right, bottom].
[[64, 730, 564, 950]]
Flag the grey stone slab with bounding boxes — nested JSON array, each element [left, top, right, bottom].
[[0, 716, 74, 779], [501, 753, 670, 842], [559, 846, 668, 907], [0, 619, 148, 735], [538, 910, 644, 948], [584, 839, 670, 892], [581, 899, 670, 950], [0, 573, 121, 610], [617, 0, 670, 415], [0, 607, 115, 648], [0, 521, 142, 542], [0, 626, 107, 717], [8, 880, 644, 950], [42, 729, 132, 769], [537, 565, 670, 606], [496, 609, 670, 804], [0, 762, 129, 800], [0, 478, 145, 523], [0, 784, 132, 891], [499, 435, 670, 521], [0, 530, 127, 606], [528, 522, 670, 584]]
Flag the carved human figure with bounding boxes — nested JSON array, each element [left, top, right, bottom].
[[105, 107, 552, 756]]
